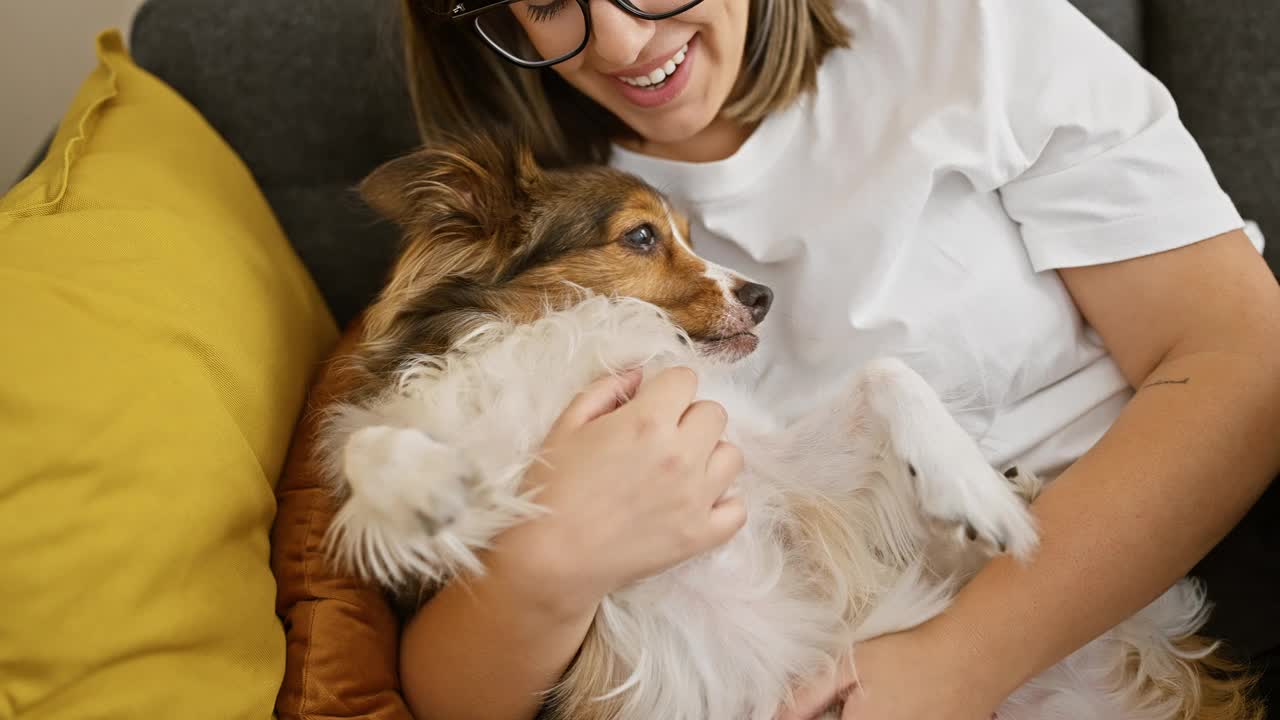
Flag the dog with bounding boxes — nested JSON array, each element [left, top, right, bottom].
[[316, 132, 1261, 720]]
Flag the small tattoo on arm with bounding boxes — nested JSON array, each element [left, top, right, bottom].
[[1142, 377, 1190, 390]]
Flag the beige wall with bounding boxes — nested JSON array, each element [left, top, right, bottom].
[[1, 0, 145, 187]]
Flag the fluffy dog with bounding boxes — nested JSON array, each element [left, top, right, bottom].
[[317, 133, 1260, 720]]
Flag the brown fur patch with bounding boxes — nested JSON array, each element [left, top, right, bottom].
[[1107, 634, 1266, 720], [508, 188, 729, 342], [1176, 636, 1267, 720]]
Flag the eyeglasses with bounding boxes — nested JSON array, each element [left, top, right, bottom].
[[450, 0, 705, 68]]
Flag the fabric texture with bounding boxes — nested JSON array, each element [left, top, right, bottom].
[[610, 0, 1245, 480], [0, 30, 336, 720], [270, 316, 415, 720]]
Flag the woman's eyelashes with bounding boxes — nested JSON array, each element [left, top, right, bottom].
[[525, 0, 569, 22]]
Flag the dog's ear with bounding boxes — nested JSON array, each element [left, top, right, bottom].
[[359, 132, 543, 234]]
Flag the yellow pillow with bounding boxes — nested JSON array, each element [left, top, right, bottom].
[[0, 30, 337, 719]]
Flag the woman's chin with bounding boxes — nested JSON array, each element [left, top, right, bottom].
[[628, 120, 706, 148], [617, 108, 726, 158]]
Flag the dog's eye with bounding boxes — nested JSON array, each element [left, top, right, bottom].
[[622, 224, 659, 253]]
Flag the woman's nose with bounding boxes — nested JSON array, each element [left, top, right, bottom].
[[586, 0, 656, 67]]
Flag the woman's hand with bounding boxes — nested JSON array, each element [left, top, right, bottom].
[[402, 366, 747, 720], [777, 622, 1003, 720], [496, 365, 749, 616]]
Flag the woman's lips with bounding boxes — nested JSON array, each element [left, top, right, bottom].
[[611, 35, 697, 110]]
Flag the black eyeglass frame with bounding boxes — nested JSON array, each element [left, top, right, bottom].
[[449, 0, 705, 68]]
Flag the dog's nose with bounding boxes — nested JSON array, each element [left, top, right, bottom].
[[734, 282, 773, 324]]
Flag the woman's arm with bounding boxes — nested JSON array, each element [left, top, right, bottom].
[[399, 538, 599, 720], [781, 229, 1280, 720], [937, 228, 1280, 704]]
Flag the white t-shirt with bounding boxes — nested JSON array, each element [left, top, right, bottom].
[[609, 0, 1262, 476]]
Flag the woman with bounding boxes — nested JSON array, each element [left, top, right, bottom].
[[390, 0, 1280, 718]]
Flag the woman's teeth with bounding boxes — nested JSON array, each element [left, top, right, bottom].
[[619, 44, 689, 89]]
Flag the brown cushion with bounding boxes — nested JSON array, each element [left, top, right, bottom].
[[271, 315, 412, 720]]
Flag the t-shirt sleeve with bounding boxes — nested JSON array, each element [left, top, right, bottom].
[[988, 0, 1246, 271]]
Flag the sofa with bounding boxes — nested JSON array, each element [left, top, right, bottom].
[[7, 0, 1278, 717]]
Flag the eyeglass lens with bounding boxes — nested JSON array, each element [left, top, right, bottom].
[[475, 0, 701, 64]]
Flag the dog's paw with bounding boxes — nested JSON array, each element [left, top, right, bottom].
[[909, 457, 1039, 561], [848, 356, 1039, 561], [1002, 465, 1044, 505], [343, 425, 479, 535]]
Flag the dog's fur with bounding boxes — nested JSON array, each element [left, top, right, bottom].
[[318, 133, 1263, 720]]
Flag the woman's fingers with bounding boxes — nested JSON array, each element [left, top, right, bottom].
[[702, 493, 748, 550], [705, 440, 744, 498], [680, 399, 730, 451], [555, 368, 644, 431], [628, 366, 700, 423]]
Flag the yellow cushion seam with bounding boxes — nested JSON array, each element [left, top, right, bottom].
[[3, 31, 124, 221]]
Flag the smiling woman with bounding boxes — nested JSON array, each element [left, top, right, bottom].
[[403, 0, 848, 164], [422, 0, 749, 158]]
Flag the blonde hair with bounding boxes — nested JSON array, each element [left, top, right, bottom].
[[400, 0, 850, 167]]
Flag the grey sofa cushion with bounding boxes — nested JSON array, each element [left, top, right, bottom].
[[131, 0, 417, 328], [1147, 0, 1280, 277]]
